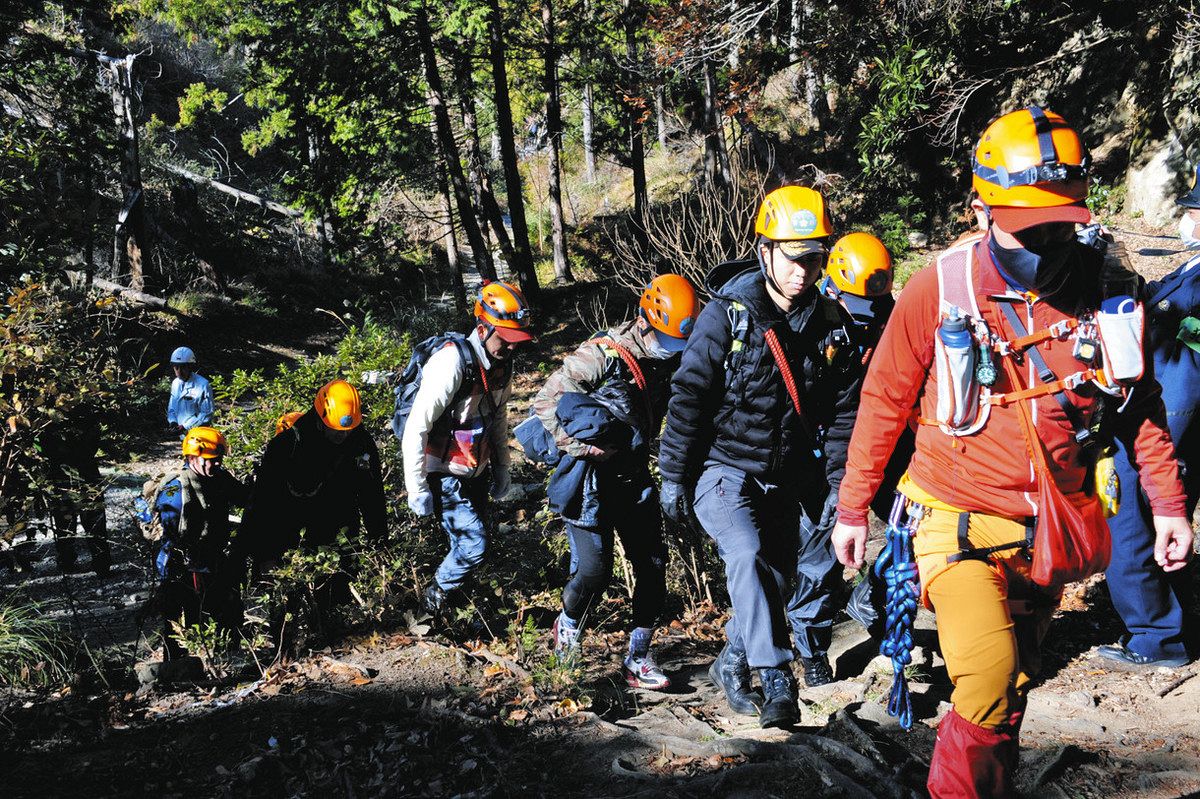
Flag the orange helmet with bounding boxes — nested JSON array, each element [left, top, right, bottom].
[[755, 186, 833, 254], [826, 233, 893, 297], [972, 106, 1091, 231], [182, 426, 227, 459], [274, 411, 303, 436], [639, 274, 699, 352], [314, 379, 362, 431], [474, 281, 534, 343]]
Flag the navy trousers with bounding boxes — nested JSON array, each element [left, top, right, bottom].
[[1106, 338, 1199, 661], [694, 463, 800, 669]]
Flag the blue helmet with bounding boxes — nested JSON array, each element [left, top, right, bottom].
[[170, 346, 197, 365]]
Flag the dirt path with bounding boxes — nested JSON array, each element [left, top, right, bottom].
[[4, 227, 1200, 797], [4, 588, 1199, 797]]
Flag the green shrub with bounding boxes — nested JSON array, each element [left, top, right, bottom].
[[209, 315, 412, 476], [0, 596, 71, 688], [856, 43, 937, 185], [874, 195, 927, 259], [1086, 180, 1126, 220], [168, 290, 237, 318], [0, 278, 149, 525]]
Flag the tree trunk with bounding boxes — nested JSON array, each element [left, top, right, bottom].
[[478, 184, 518, 269], [486, 0, 540, 301], [83, 160, 96, 286], [582, 82, 597, 182], [790, 0, 826, 129], [429, 103, 467, 314], [438, 183, 468, 315], [416, 6, 496, 281], [453, 47, 521, 272], [450, 48, 494, 249], [581, 0, 597, 183], [306, 129, 336, 266], [541, 0, 571, 282], [655, 80, 668, 150], [624, 0, 647, 243], [788, 0, 802, 73], [702, 59, 730, 188], [104, 54, 153, 291]]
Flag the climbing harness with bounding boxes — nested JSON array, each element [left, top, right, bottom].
[[874, 492, 924, 731]]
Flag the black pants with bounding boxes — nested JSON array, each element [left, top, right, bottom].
[[562, 477, 667, 630], [161, 571, 242, 661], [50, 462, 111, 572], [52, 503, 110, 571]]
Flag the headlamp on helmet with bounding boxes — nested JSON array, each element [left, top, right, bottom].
[[972, 106, 1092, 230], [474, 281, 535, 344]]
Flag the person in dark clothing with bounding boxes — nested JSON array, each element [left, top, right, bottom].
[[41, 416, 112, 576], [658, 186, 864, 728], [239, 380, 386, 569], [785, 232, 914, 682], [152, 426, 248, 661], [237, 380, 385, 653], [530, 274, 699, 689], [1097, 170, 1200, 668]]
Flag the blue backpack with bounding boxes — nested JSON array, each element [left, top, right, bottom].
[[390, 334, 479, 440]]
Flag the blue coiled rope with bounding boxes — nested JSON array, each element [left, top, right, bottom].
[[872, 494, 922, 730]]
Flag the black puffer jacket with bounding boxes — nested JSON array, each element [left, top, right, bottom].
[[658, 259, 864, 490]]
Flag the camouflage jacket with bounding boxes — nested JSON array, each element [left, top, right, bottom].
[[531, 320, 677, 459]]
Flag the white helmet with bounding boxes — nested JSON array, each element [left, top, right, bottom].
[[170, 346, 197, 365]]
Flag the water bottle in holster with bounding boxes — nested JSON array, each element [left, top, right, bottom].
[[934, 306, 984, 433]]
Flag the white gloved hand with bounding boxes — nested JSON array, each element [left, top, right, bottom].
[[408, 490, 434, 517], [491, 468, 512, 501]]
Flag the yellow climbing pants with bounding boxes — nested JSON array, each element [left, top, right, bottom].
[[900, 476, 1061, 730]]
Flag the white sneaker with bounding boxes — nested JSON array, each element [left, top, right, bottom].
[[623, 653, 671, 690], [553, 614, 581, 659]]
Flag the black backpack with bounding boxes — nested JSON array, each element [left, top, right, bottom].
[[391, 334, 479, 440]]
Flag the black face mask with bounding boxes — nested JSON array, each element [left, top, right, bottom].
[[988, 234, 1075, 294]]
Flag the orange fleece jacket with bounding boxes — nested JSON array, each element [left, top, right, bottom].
[[837, 237, 1186, 525]]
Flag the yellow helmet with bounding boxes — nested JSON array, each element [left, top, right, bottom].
[[182, 426, 228, 459], [274, 411, 303, 436], [474, 281, 535, 343], [314, 379, 362, 431], [755, 186, 833, 242], [971, 106, 1091, 230], [826, 233, 893, 297]]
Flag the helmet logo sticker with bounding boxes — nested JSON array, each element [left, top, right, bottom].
[[679, 317, 694, 336], [339, 414, 355, 428], [790, 210, 818, 236]]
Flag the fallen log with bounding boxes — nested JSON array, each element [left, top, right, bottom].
[[65, 270, 170, 310], [157, 162, 305, 220]]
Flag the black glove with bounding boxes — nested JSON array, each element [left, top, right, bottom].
[[659, 480, 695, 526], [818, 489, 840, 531]]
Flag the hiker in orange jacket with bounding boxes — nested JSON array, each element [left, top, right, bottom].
[[832, 107, 1191, 797]]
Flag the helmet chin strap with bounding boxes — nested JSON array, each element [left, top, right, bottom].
[[757, 241, 787, 298], [478, 320, 496, 344]]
